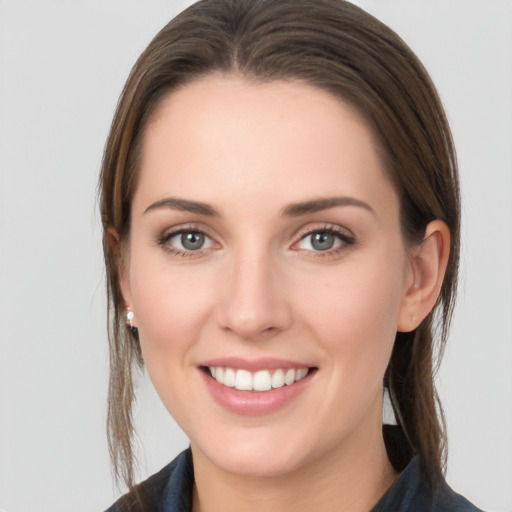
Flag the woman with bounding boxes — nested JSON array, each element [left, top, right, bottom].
[[100, 0, 482, 510]]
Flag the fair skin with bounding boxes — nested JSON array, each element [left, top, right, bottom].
[[117, 75, 449, 512]]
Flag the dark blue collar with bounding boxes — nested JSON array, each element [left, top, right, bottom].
[[107, 435, 482, 511]]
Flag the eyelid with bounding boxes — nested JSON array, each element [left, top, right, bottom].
[[291, 223, 355, 254], [168, 231, 216, 250], [293, 223, 354, 241], [157, 223, 221, 257], [156, 222, 354, 258]]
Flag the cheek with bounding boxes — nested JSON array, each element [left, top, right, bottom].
[[129, 259, 217, 366], [129, 263, 221, 418], [296, 253, 405, 376]]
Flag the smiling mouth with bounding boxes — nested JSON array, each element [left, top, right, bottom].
[[202, 366, 317, 392]]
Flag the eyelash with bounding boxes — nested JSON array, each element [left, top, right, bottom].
[[156, 224, 355, 258], [293, 224, 355, 258], [157, 224, 217, 258]]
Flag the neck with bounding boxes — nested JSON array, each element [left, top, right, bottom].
[[191, 419, 397, 512]]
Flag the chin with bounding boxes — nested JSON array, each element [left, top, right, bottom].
[[191, 424, 320, 479], [212, 448, 304, 478]]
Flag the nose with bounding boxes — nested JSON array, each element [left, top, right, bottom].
[[217, 247, 292, 341]]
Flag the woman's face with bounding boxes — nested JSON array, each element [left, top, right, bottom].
[[121, 76, 415, 477]]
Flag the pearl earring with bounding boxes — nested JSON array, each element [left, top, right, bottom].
[[126, 309, 138, 335]]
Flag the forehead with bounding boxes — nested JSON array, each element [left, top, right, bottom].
[[134, 75, 397, 218], [146, 75, 373, 156]]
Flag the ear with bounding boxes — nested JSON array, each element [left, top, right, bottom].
[[107, 227, 134, 320], [397, 220, 451, 332]]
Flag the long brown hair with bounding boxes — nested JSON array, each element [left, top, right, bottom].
[[100, 0, 459, 492]]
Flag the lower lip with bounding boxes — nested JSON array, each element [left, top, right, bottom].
[[200, 369, 315, 416]]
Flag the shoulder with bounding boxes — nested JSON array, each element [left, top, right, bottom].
[[373, 426, 484, 512], [104, 448, 194, 512], [372, 456, 484, 512], [433, 480, 484, 512]]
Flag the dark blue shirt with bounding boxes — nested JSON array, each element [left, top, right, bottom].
[[105, 441, 483, 511]]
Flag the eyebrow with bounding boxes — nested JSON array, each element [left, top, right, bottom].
[[144, 197, 220, 217], [281, 196, 375, 217], [143, 195, 375, 218]]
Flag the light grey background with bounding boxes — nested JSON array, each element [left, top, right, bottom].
[[0, 1, 510, 511]]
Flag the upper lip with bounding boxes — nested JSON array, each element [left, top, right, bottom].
[[198, 357, 315, 372]]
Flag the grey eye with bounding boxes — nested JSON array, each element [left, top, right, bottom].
[[310, 232, 336, 251], [161, 229, 216, 255], [296, 230, 347, 252], [180, 232, 206, 250]]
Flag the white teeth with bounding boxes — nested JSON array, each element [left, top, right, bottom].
[[253, 370, 272, 391], [223, 368, 236, 387], [208, 366, 310, 392], [235, 369, 253, 390], [215, 367, 224, 384], [296, 368, 308, 381], [271, 369, 285, 389], [284, 368, 296, 386]]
